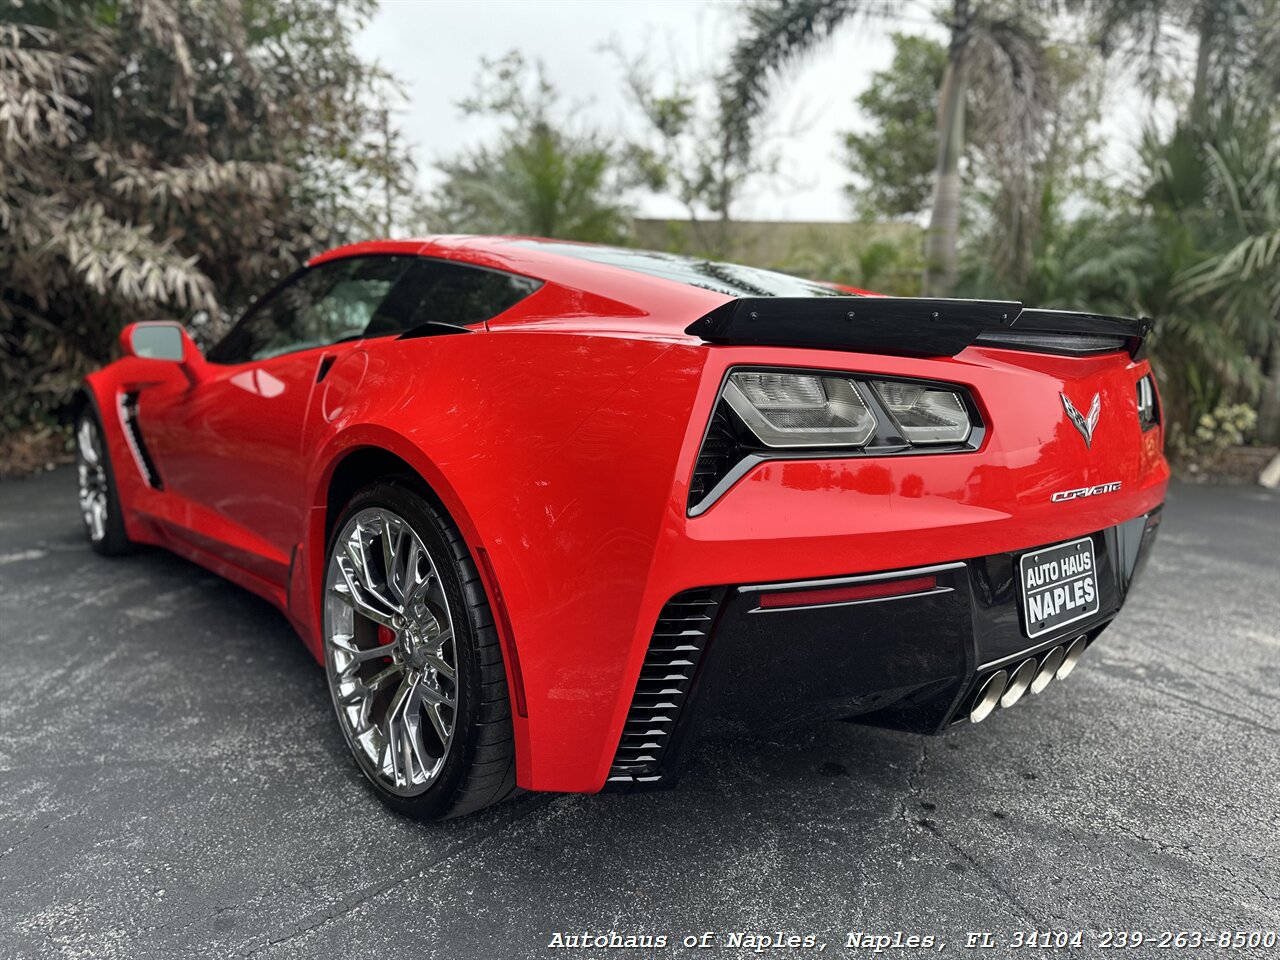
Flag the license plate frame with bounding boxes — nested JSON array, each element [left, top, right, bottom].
[[1019, 535, 1099, 639]]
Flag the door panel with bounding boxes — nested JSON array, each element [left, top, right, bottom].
[[139, 256, 412, 580], [139, 347, 335, 572]]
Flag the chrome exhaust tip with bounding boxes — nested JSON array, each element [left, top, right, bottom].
[[1031, 645, 1065, 694], [1000, 658, 1038, 708], [1057, 635, 1088, 680], [969, 670, 1008, 723]]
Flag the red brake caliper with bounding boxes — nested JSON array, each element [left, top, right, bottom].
[[377, 624, 396, 648]]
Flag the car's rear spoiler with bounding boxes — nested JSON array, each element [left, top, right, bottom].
[[684, 297, 1153, 359]]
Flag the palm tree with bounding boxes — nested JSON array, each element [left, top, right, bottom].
[[720, 0, 1052, 296], [432, 53, 634, 243], [1179, 130, 1280, 443], [1088, 0, 1280, 441], [1086, 0, 1279, 128]]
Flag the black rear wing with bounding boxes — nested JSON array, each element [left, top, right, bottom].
[[684, 297, 1153, 359]]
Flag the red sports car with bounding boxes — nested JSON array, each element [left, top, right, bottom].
[[76, 237, 1167, 818]]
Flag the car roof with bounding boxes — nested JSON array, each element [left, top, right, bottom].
[[306, 236, 873, 339], [308, 235, 686, 290], [308, 237, 732, 339], [309, 235, 871, 293]]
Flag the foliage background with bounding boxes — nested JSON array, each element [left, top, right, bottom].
[[2, 0, 1277, 473], [1, 0, 410, 468]]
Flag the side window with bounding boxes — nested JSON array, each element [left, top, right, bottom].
[[207, 256, 410, 364], [370, 258, 542, 336]]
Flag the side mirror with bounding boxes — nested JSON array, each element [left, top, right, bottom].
[[120, 322, 205, 382]]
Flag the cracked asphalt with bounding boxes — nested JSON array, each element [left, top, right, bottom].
[[1, 468, 1278, 959]]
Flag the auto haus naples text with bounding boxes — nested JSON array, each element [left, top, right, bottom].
[[546, 931, 942, 951], [547, 931, 827, 951], [1023, 550, 1095, 622]]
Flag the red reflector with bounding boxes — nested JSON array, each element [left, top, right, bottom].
[[758, 575, 938, 609]]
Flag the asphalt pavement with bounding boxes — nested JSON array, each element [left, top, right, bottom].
[[1, 468, 1278, 959]]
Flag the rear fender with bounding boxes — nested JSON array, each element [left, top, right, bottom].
[[304, 423, 539, 784], [304, 332, 704, 792]]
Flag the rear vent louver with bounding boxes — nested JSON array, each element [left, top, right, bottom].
[[688, 402, 747, 511], [608, 588, 722, 784]]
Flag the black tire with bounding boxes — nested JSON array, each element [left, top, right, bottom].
[[323, 478, 517, 819], [75, 406, 133, 556]]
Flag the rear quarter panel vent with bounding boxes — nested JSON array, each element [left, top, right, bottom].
[[608, 587, 724, 784]]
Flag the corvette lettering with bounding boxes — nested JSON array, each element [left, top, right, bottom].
[[1051, 481, 1122, 502]]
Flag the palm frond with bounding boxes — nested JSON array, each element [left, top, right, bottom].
[[719, 0, 873, 165], [966, 10, 1055, 286], [1176, 130, 1280, 348]]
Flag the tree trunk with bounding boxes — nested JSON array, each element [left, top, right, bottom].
[[1190, 1, 1214, 129], [923, 0, 970, 297], [381, 107, 394, 235], [1258, 336, 1280, 446]]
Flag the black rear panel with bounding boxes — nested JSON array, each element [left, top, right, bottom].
[[607, 511, 1162, 787]]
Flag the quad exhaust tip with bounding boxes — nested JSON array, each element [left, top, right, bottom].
[[1031, 645, 1065, 695], [1000, 658, 1038, 709], [966, 634, 1091, 723], [1057, 635, 1087, 679], [969, 669, 1008, 723]]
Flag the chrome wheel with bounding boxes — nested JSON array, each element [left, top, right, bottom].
[[324, 507, 458, 797], [77, 416, 109, 543]]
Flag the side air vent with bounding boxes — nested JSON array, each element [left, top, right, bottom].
[[608, 588, 723, 785], [688, 402, 745, 508], [118, 392, 163, 489]]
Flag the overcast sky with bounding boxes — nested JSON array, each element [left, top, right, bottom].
[[355, 0, 1152, 223]]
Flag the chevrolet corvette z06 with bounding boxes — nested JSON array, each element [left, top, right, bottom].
[[76, 237, 1167, 818]]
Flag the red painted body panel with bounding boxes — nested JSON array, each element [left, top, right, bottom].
[[83, 236, 1169, 794]]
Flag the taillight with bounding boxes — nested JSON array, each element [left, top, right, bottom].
[[1136, 374, 1159, 430], [868, 379, 971, 445], [722, 371, 877, 448], [687, 367, 983, 516], [720, 369, 975, 450]]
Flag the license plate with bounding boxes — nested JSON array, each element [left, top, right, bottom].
[[1019, 536, 1099, 639]]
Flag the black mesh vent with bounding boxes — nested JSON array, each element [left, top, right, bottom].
[[120, 392, 163, 489], [608, 588, 722, 784], [688, 402, 745, 510]]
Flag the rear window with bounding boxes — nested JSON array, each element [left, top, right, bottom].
[[513, 241, 844, 298], [373, 258, 543, 335]]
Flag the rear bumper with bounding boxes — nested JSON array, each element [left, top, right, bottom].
[[503, 343, 1169, 794], [607, 506, 1162, 787]]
